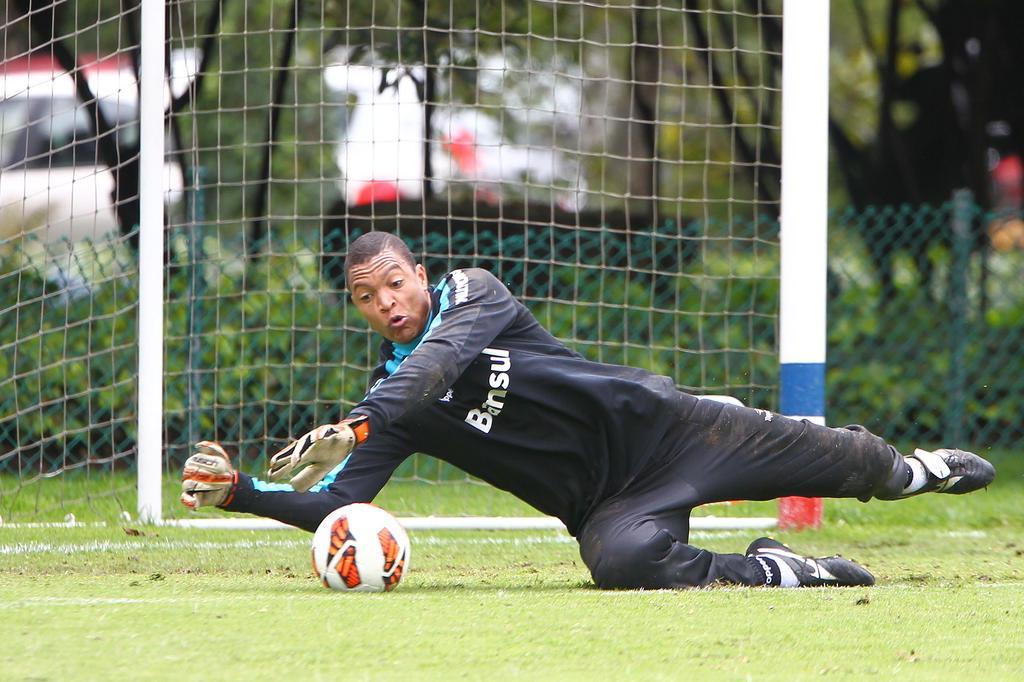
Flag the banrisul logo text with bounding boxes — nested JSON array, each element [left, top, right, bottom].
[[464, 348, 511, 434], [450, 269, 470, 305]]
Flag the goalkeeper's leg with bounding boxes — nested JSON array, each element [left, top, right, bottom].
[[578, 502, 874, 589], [577, 395, 994, 589], [665, 396, 994, 504]]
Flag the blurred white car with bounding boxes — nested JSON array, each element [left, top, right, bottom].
[[0, 53, 185, 246], [324, 53, 586, 210]]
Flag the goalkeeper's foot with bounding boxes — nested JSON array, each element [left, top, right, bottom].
[[180, 441, 237, 509], [746, 537, 875, 588], [897, 448, 995, 498]]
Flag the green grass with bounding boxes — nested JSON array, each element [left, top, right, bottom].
[[1, 453, 1022, 680]]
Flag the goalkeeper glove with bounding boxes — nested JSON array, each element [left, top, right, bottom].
[[267, 416, 370, 492], [180, 441, 237, 509]]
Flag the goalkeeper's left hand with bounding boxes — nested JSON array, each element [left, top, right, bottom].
[[267, 416, 370, 492]]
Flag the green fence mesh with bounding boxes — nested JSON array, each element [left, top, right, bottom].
[[0, 234, 139, 474], [2, 200, 1022, 515], [827, 200, 1024, 451]]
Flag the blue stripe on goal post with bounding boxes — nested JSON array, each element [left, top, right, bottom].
[[780, 363, 825, 419], [779, 362, 825, 529]]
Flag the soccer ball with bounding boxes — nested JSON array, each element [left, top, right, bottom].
[[311, 503, 411, 592]]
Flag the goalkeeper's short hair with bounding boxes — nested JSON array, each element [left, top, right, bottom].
[[344, 232, 416, 288]]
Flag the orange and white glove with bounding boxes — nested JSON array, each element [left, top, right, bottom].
[[267, 416, 370, 492], [180, 441, 237, 509]]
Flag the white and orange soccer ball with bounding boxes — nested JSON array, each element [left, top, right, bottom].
[[311, 503, 411, 592]]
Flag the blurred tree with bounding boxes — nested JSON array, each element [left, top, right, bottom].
[[828, 0, 1024, 301]]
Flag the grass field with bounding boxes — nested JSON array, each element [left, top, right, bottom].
[[2, 453, 1023, 680]]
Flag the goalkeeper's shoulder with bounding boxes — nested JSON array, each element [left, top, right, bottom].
[[438, 267, 512, 303]]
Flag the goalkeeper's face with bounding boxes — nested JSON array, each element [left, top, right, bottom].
[[348, 250, 431, 344]]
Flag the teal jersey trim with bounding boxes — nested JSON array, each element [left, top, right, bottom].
[[249, 454, 352, 494], [251, 478, 294, 493], [384, 278, 452, 376], [309, 454, 352, 493]]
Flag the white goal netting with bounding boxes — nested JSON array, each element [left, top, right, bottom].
[[1, 0, 785, 524]]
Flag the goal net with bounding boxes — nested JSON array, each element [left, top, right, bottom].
[[1, 0, 809, 529]]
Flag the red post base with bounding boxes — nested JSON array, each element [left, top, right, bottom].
[[778, 496, 823, 530]]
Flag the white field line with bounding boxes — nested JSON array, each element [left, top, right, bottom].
[[0, 538, 307, 555], [0, 535, 576, 557], [0, 516, 778, 531], [0, 530, 768, 557], [0, 597, 190, 608]]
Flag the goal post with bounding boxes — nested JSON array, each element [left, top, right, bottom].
[[1, 0, 828, 532], [777, 0, 829, 530], [136, 0, 167, 525]]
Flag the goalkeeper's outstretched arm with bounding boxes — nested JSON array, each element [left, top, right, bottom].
[[221, 427, 414, 532]]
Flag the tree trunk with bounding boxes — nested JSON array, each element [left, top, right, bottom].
[[628, 1, 658, 228]]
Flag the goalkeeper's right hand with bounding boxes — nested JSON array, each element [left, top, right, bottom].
[[180, 441, 237, 509]]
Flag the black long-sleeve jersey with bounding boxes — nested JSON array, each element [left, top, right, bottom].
[[310, 267, 696, 536]]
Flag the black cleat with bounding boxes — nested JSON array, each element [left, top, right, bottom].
[[746, 537, 875, 588], [899, 448, 996, 498]]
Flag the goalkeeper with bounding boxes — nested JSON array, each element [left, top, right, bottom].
[[181, 232, 995, 589]]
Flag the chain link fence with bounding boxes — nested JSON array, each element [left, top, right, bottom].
[[828, 195, 1024, 451]]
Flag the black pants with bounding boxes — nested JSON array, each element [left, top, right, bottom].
[[577, 397, 907, 589]]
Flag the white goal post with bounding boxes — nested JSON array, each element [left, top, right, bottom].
[[776, 0, 830, 528], [137, 0, 167, 524]]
